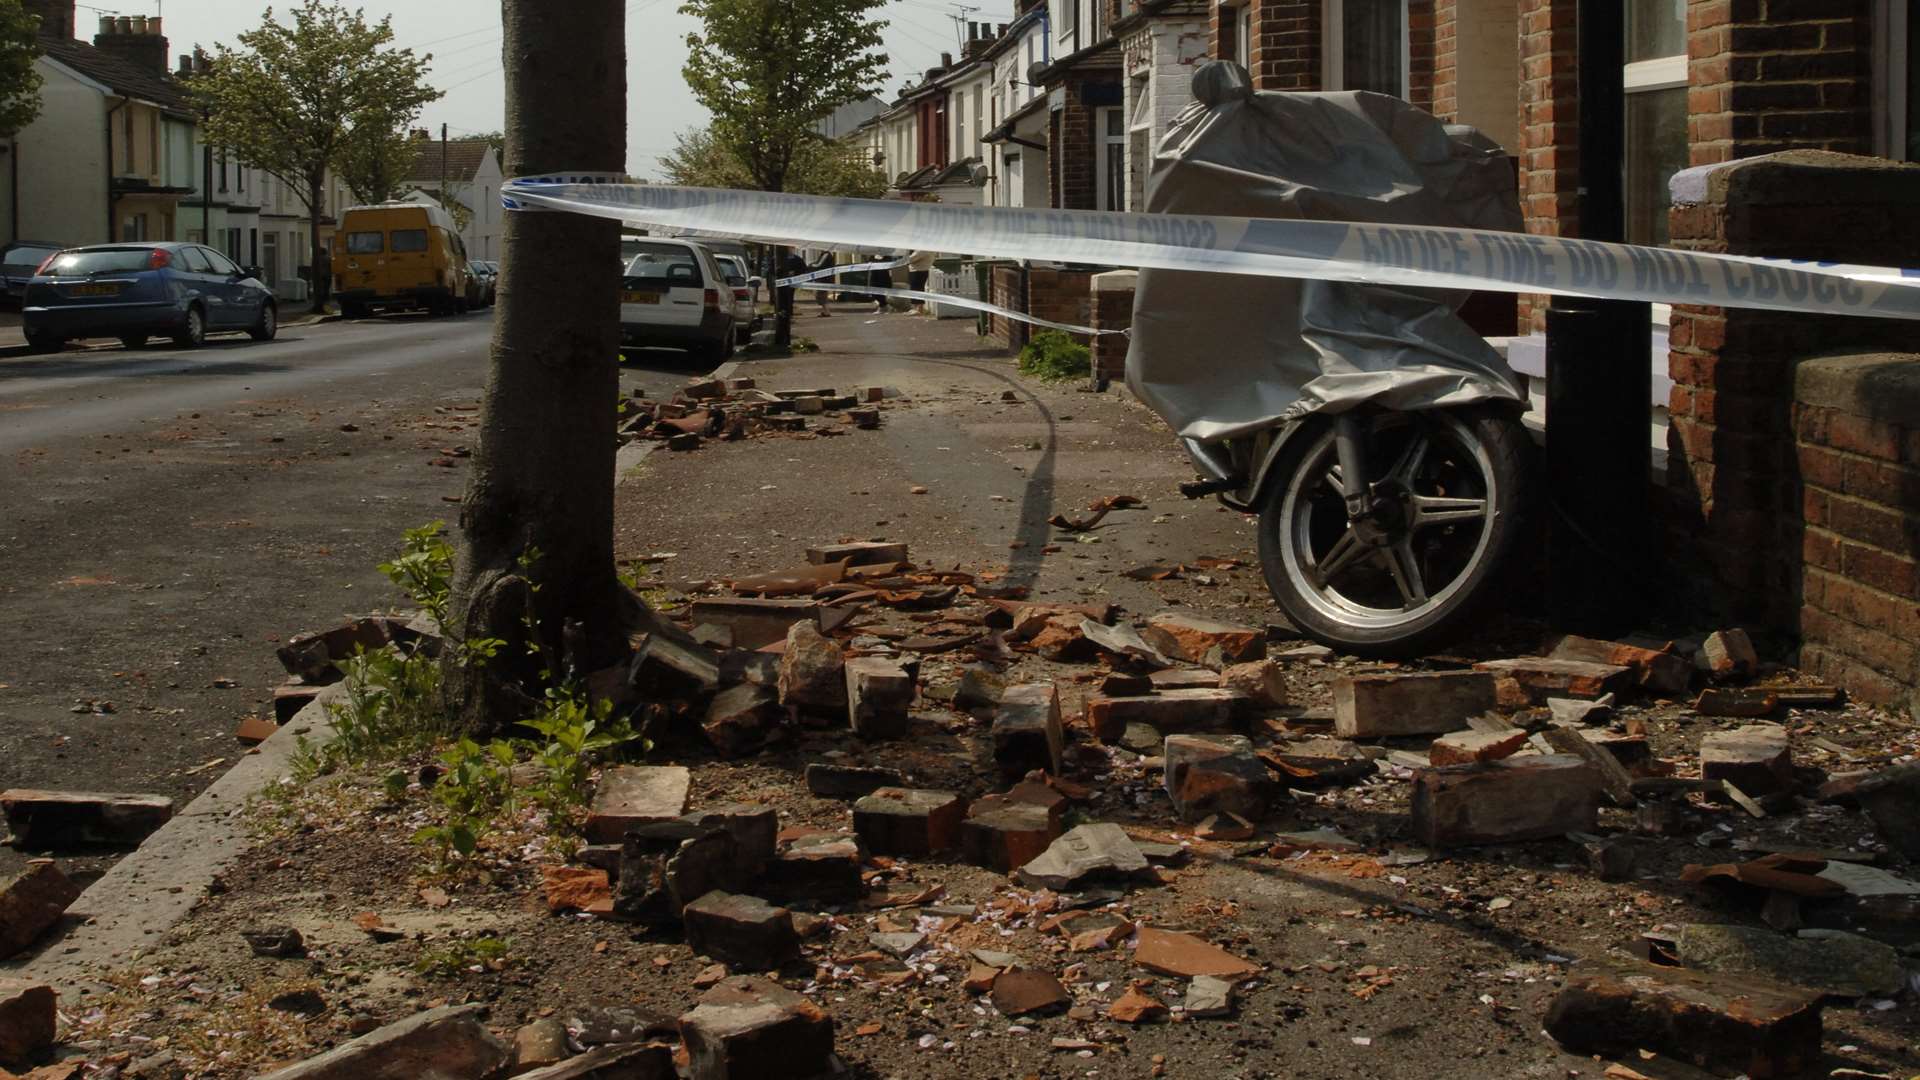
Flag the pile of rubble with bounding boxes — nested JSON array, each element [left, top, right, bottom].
[[7, 523, 1918, 1077], [618, 376, 890, 453]]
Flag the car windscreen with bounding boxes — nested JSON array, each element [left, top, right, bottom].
[[44, 249, 153, 275], [624, 246, 703, 288], [390, 229, 429, 253], [715, 257, 748, 285], [2, 244, 59, 266], [345, 231, 384, 254]]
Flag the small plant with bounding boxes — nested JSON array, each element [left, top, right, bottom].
[[790, 336, 821, 353], [520, 689, 642, 852], [379, 521, 455, 630], [310, 645, 448, 777], [413, 736, 517, 871], [1017, 330, 1092, 383], [414, 936, 511, 977]]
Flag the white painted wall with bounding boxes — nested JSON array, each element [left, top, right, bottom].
[[15, 60, 111, 245], [1121, 16, 1210, 210]]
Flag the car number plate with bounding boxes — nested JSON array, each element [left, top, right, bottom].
[[70, 283, 120, 297], [621, 290, 661, 304]]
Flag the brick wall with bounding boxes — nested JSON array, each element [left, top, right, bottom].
[[1792, 354, 1920, 707], [988, 264, 1028, 351], [1406, 0, 1436, 113], [1432, 0, 1458, 121], [1049, 79, 1096, 210], [1026, 269, 1096, 336], [1090, 270, 1137, 383], [1664, 152, 1920, 707], [1687, 0, 1872, 168], [1515, 0, 1579, 330], [1211, 0, 1435, 109]]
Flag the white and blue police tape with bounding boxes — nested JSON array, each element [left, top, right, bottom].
[[776, 255, 909, 288], [789, 281, 1127, 336], [503, 179, 1920, 321]]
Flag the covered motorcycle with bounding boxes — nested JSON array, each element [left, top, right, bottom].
[[1128, 61, 1532, 654]]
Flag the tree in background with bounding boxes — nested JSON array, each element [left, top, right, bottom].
[[659, 125, 884, 200], [188, 1, 439, 305], [679, 0, 889, 343], [0, 0, 44, 136], [333, 109, 415, 205], [445, 0, 630, 735]]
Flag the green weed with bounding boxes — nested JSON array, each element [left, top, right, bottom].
[[1017, 330, 1092, 383]]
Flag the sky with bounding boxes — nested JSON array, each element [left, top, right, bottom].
[[118, 0, 1012, 178]]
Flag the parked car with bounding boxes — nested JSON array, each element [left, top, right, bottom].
[[2, 241, 67, 306], [619, 239, 734, 364], [711, 253, 761, 345], [470, 260, 499, 306], [332, 202, 474, 317], [21, 243, 277, 352]]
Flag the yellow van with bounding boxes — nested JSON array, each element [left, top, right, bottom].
[[332, 203, 474, 318]]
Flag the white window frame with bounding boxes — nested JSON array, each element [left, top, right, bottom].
[[1323, 0, 1411, 97], [1872, 0, 1912, 160], [1095, 105, 1126, 212], [1234, 4, 1252, 70], [1625, 49, 1686, 322]]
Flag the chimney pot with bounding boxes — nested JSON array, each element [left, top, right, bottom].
[[98, 14, 113, 35], [940, 51, 952, 67], [149, 16, 162, 35], [115, 15, 132, 34], [21, 0, 78, 41], [130, 14, 148, 34]]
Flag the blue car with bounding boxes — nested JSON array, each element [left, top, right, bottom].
[[21, 242, 278, 353]]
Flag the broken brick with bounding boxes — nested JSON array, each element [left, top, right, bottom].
[[1540, 727, 1641, 807], [776, 621, 846, 713], [515, 1044, 675, 1080], [1163, 734, 1270, 822], [1015, 823, 1151, 891], [852, 788, 965, 856], [686, 597, 820, 651], [1853, 762, 1920, 862], [1085, 688, 1246, 741], [1332, 671, 1499, 738], [1149, 668, 1221, 691], [1543, 962, 1821, 1079], [1428, 728, 1529, 767], [1474, 657, 1634, 703], [1699, 724, 1794, 797], [703, 684, 781, 758], [586, 766, 691, 844], [272, 683, 322, 724], [679, 975, 834, 1080], [1131, 928, 1259, 979], [0, 861, 82, 961], [989, 969, 1071, 1016], [1699, 629, 1760, 680], [1549, 634, 1692, 696], [1410, 755, 1602, 848], [1218, 660, 1288, 707], [1139, 613, 1264, 665], [805, 541, 907, 566], [960, 799, 1060, 873], [0, 979, 56, 1063], [845, 656, 914, 740], [0, 789, 174, 849], [1694, 687, 1780, 718], [246, 1004, 507, 1080], [680, 804, 779, 881], [992, 683, 1064, 778], [1107, 985, 1169, 1024], [1185, 975, 1235, 1018], [542, 866, 612, 913], [803, 763, 903, 799], [510, 1018, 570, 1073], [767, 833, 864, 902], [682, 892, 800, 971], [235, 714, 280, 745]]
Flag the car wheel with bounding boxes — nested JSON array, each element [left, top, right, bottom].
[[250, 302, 278, 341], [172, 306, 206, 349], [341, 301, 367, 319], [119, 334, 148, 350], [24, 332, 63, 354]]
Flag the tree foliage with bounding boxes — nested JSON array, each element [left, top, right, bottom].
[[0, 0, 43, 136], [188, 1, 440, 296], [658, 125, 884, 199], [678, 0, 889, 194], [333, 109, 415, 204]]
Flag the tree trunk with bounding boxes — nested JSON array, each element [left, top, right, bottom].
[[307, 171, 330, 307], [444, 0, 629, 735]]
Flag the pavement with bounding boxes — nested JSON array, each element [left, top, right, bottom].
[[0, 308, 706, 884]]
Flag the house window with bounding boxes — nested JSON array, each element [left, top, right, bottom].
[[123, 108, 135, 173], [261, 232, 279, 285], [1235, 4, 1252, 70], [1625, 0, 1688, 245], [1059, 0, 1077, 37], [1323, 0, 1409, 97], [1096, 106, 1126, 211], [1873, 0, 1915, 160]]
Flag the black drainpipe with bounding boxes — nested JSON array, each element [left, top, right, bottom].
[[105, 96, 130, 241]]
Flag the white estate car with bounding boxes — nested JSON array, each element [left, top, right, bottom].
[[711, 253, 762, 346], [619, 239, 736, 364]]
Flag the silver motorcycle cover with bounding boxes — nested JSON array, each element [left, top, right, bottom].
[[1126, 61, 1528, 444]]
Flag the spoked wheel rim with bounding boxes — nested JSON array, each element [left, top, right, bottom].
[[1275, 411, 1500, 633], [186, 309, 204, 343], [262, 305, 276, 336]]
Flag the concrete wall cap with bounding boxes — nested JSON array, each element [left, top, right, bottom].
[[1794, 351, 1920, 423], [1092, 269, 1139, 291], [1671, 150, 1920, 208]]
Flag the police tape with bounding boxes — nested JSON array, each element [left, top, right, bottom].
[[776, 255, 908, 287], [789, 280, 1124, 336], [503, 179, 1920, 322]]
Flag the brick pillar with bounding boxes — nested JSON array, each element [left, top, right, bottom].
[[1250, 0, 1322, 90], [1686, 0, 1872, 169], [1050, 79, 1095, 210], [1515, 0, 1579, 331], [1406, 0, 1437, 113], [1664, 151, 1920, 642], [1090, 270, 1137, 385], [1432, 0, 1459, 121]]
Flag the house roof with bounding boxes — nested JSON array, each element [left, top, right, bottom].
[[405, 138, 495, 184], [38, 36, 193, 116]]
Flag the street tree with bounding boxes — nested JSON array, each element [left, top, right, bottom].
[[188, 1, 438, 305], [660, 125, 884, 199], [0, 0, 43, 136], [679, 0, 889, 343], [332, 109, 414, 205], [444, 0, 631, 735]]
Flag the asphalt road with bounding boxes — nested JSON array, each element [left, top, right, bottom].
[[0, 311, 705, 882]]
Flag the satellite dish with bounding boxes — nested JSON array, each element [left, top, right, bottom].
[[1026, 60, 1048, 85]]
